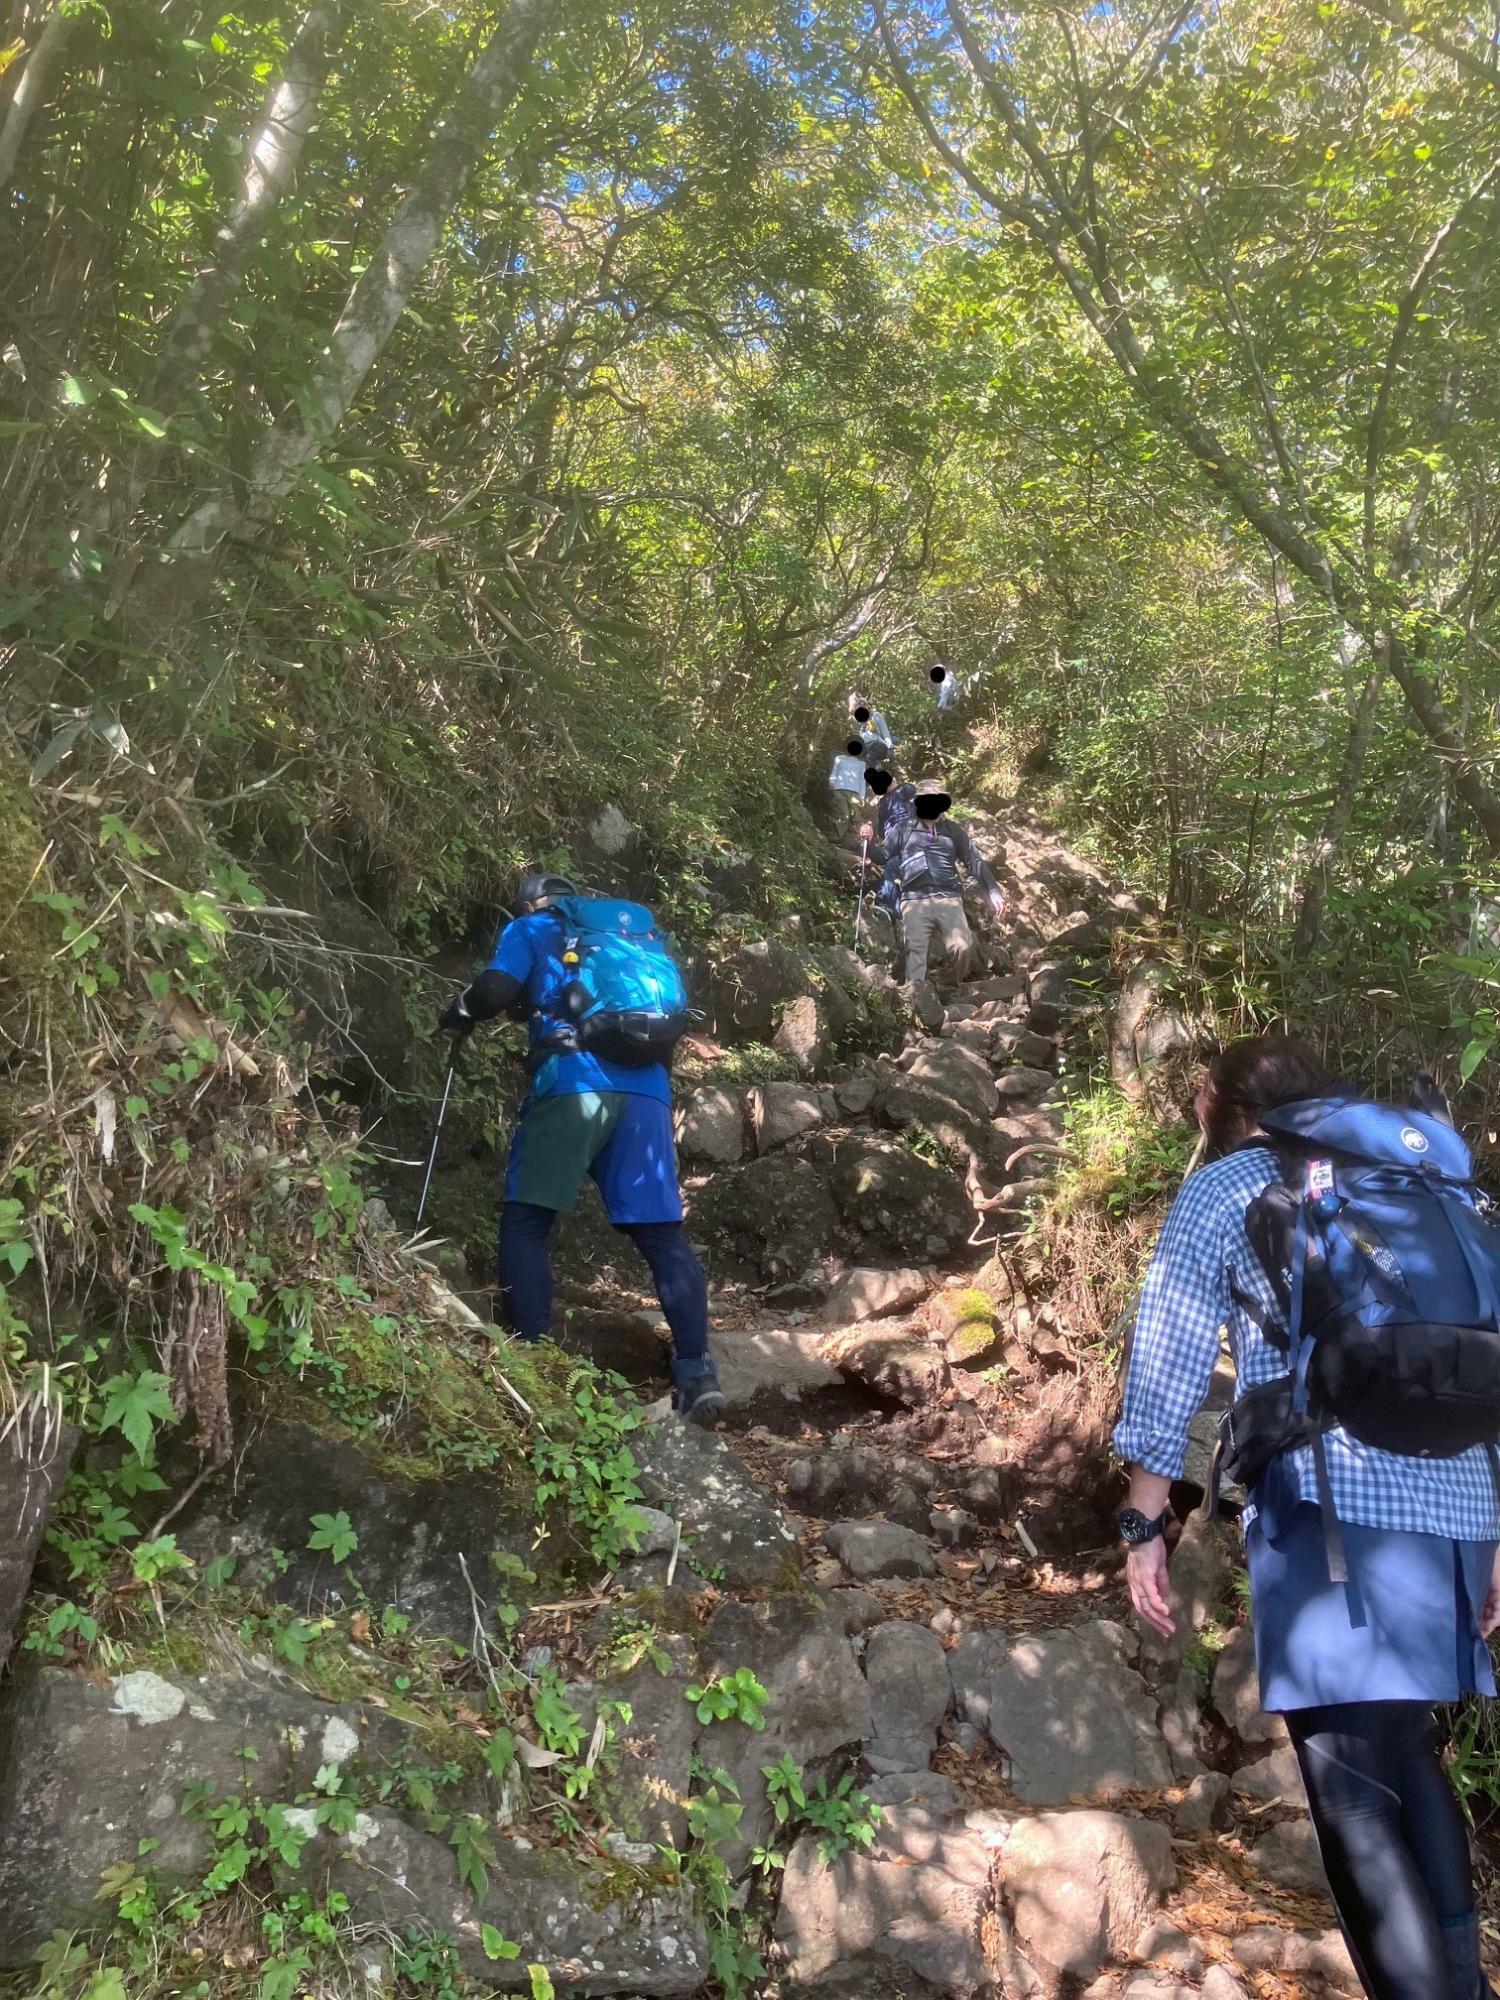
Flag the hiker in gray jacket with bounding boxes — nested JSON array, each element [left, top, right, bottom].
[[889, 780, 1006, 989]]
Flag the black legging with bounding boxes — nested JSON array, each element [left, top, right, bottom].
[[1288, 1702, 1485, 2000]]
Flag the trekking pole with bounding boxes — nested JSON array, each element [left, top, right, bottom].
[[853, 835, 870, 947], [414, 1034, 463, 1234]]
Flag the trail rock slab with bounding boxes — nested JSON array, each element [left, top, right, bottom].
[[714, 1326, 842, 1408], [825, 1520, 936, 1580], [1001, 1809, 1176, 1990], [775, 1806, 1009, 1998], [700, 1596, 870, 1870], [821, 1265, 929, 1325], [831, 1135, 974, 1259], [987, 1621, 1173, 1804], [634, 1417, 799, 1586], [0, 1666, 400, 1963], [785, 1449, 930, 1532], [329, 1808, 708, 1993], [867, 1769, 964, 1816], [675, 1084, 746, 1164], [687, 1155, 840, 1283], [990, 1024, 1056, 1068], [864, 1621, 950, 1773], [995, 1066, 1058, 1103]]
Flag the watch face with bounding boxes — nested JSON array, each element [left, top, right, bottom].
[[1116, 1508, 1152, 1546]]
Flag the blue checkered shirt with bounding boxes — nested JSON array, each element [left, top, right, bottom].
[[1114, 1146, 1500, 1538]]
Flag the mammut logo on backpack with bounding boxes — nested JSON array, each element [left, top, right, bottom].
[[1401, 1125, 1430, 1154]]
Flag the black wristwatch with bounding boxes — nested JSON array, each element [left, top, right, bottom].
[[1115, 1507, 1171, 1548]]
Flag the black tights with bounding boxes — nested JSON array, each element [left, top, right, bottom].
[[1288, 1702, 1484, 2000]]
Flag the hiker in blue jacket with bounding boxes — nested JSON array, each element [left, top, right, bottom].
[[1116, 1034, 1500, 2000], [438, 871, 723, 1423]]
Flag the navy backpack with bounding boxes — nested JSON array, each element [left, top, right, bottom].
[[1217, 1093, 1500, 1577], [533, 896, 691, 1069]]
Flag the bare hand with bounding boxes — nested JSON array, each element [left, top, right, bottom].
[[858, 822, 874, 844], [1126, 1539, 1175, 1639], [1482, 1545, 1500, 1639], [989, 890, 1006, 916]]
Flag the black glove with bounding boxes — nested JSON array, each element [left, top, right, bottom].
[[437, 995, 474, 1035]]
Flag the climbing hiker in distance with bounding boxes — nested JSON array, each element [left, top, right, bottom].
[[438, 871, 725, 1424], [884, 779, 1006, 994], [860, 766, 916, 976], [1117, 1033, 1500, 2000], [848, 690, 895, 771], [827, 734, 869, 840]]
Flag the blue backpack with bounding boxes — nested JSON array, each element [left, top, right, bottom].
[[1218, 1093, 1500, 1576], [536, 896, 690, 1068]]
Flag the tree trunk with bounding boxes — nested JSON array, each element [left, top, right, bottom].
[[169, 0, 559, 555], [0, 0, 74, 192], [1291, 637, 1384, 957], [156, 0, 342, 389], [1378, 629, 1500, 848]]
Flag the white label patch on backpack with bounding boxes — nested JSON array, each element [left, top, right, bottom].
[[1400, 1125, 1430, 1154]]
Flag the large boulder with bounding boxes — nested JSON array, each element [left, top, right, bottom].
[[751, 1081, 828, 1153], [711, 938, 812, 1039], [774, 995, 828, 1077], [831, 1137, 974, 1261], [698, 1596, 871, 1869], [1001, 1809, 1176, 1990], [179, 1425, 535, 1646], [675, 1085, 746, 1164], [823, 1324, 952, 1409], [987, 1621, 1173, 1805], [633, 1416, 800, 1587], [714, 1325, 843, 1408], [688, 1155, 840, 1284], [1027, 961, 1075, 1035], [901, 1041, 999, 1123], [0, 1421, 75, 1677], [864, 1621, 950, 1774], [775, 1806, 1010, 1998], [784, 1449, 932, 1532]]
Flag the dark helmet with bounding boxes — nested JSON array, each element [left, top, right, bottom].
[[515, 869, 578, 913]]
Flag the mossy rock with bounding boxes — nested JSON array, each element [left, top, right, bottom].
[[945, 1317, 1000, 1366]]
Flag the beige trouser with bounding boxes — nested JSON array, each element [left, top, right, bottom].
[[902, 894, 972, 988]]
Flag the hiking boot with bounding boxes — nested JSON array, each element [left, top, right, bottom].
[[672, 1356, 726, 1426]]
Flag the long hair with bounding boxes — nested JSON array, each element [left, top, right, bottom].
[[1195, 1033, 1332, 1155]]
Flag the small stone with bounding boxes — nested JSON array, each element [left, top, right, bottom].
[[675, 1085, 746, 1165], [1282, 1928, 1362, 1993], [929, 1605, 962, 1641], [1133, 1919, 1204, 1978], [824, 1520, 936, 1581], [824, 1588, 884, 1636], [1202, 1966, 1250, 2000], [1229, 1929, 1288, 1974], [929, 1505, 978, 1550], [808, 1557, 844, 1590], [1251, 1819, 1328, 1897], [950, 1720, 984, 1757], [1173, 1770, 1230, 1835], [627, 1506, 678, 1559], [834, 1073, 878, 1116]]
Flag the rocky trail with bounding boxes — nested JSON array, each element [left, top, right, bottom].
[[0, 802, 1367, 1999]]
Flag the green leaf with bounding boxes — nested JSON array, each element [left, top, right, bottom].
[[307, 1509, 358, 1564], [96, 1370, 176, 1458], [481, 1926, 520, 1962]]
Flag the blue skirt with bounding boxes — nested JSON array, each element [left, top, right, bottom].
[[1247, 1502, 1497, 1711]]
